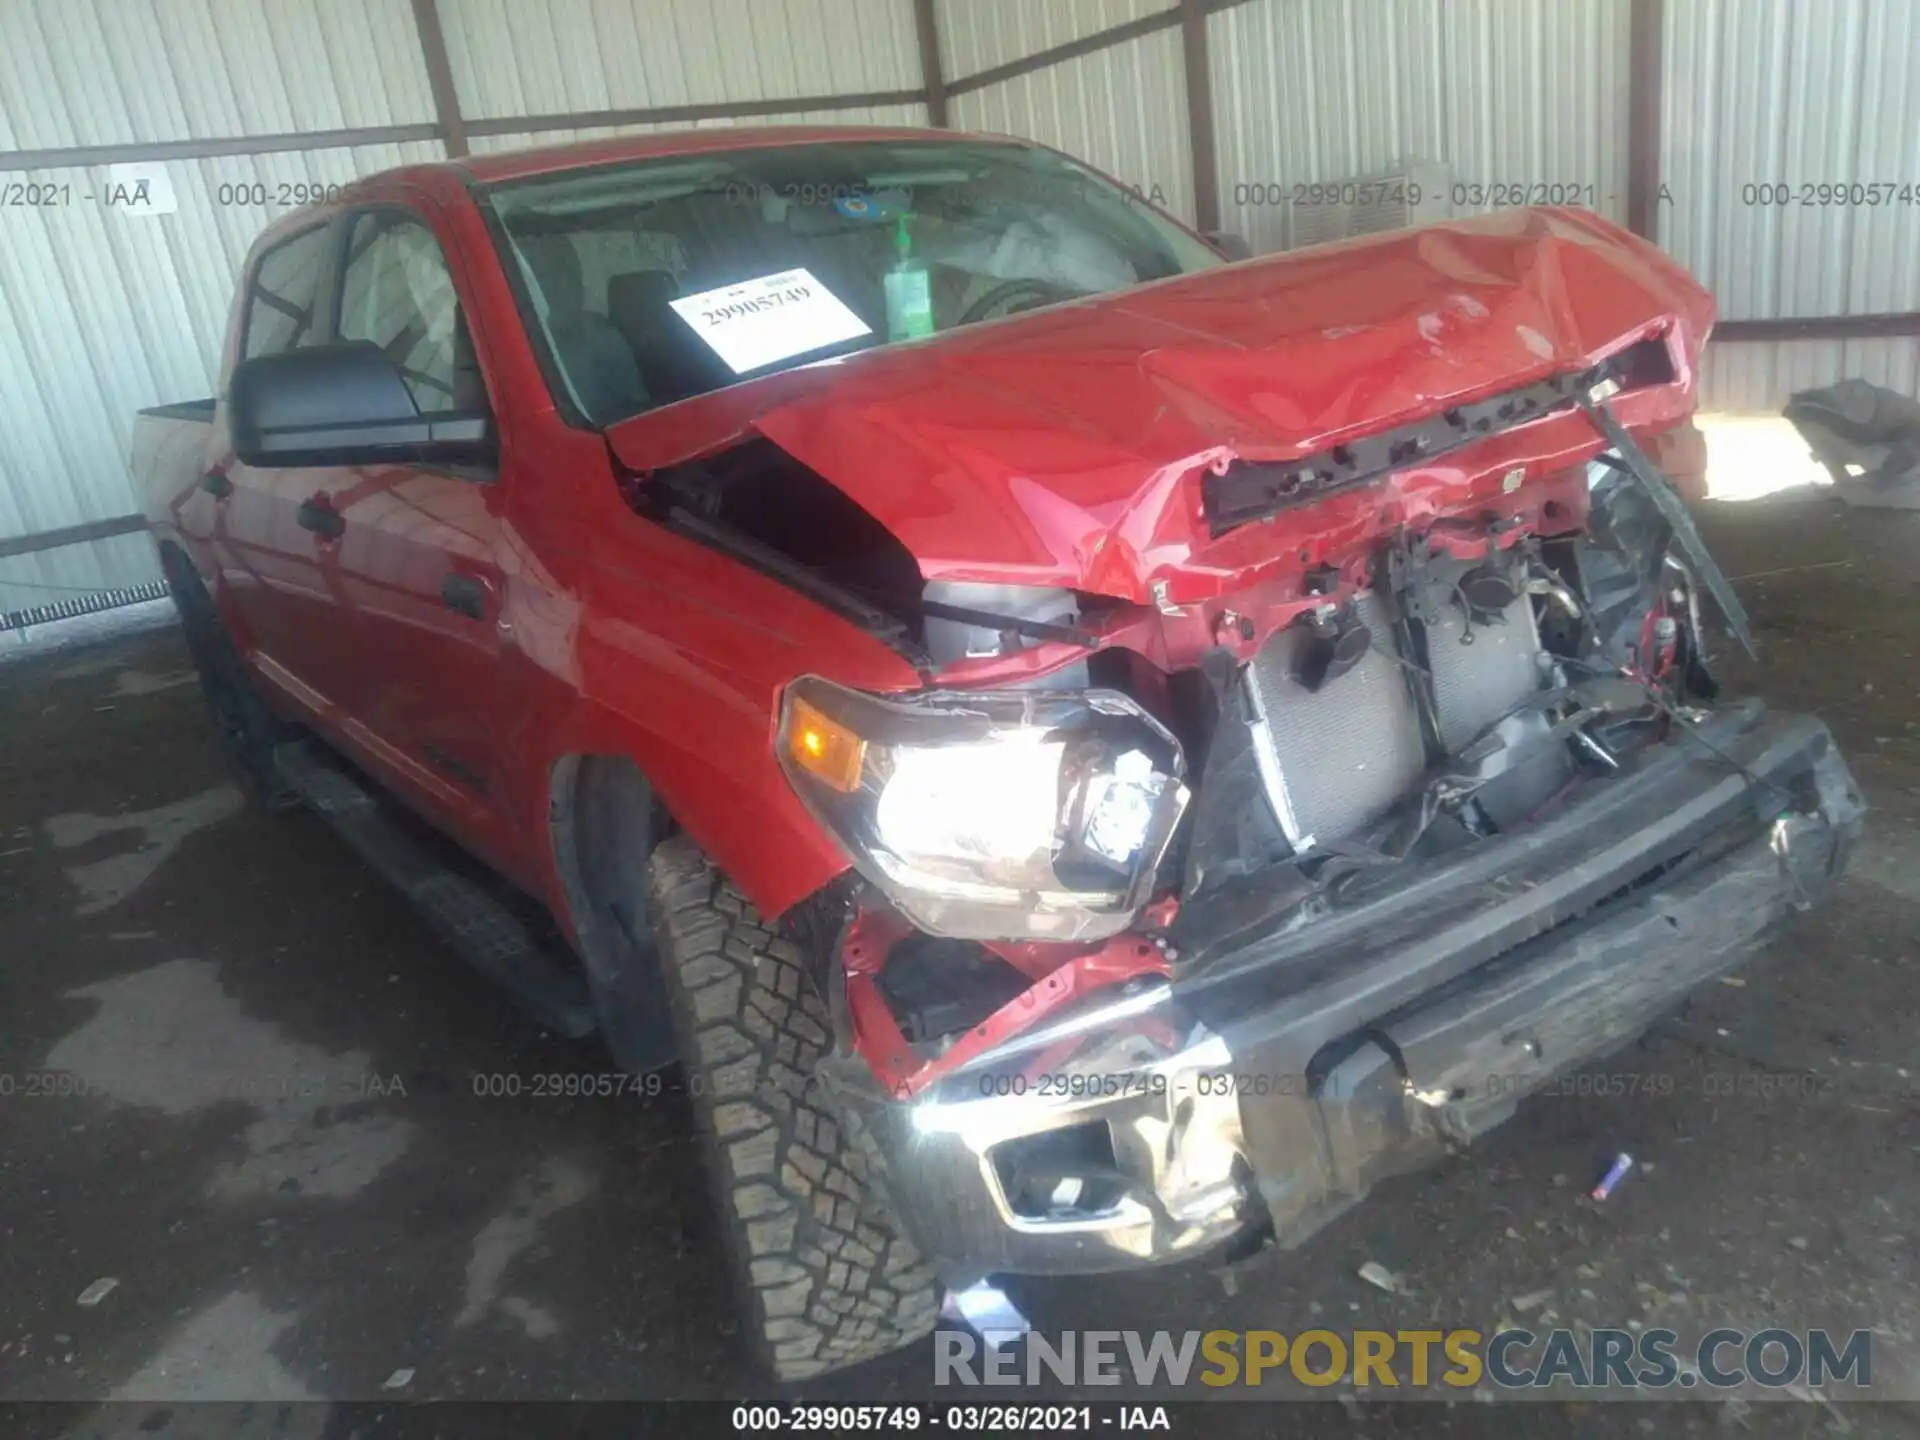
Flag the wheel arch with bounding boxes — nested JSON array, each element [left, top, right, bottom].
[[546, 753, 679, 1072]]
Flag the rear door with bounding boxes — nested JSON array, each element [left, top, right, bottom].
[[211, 219, 363, 719], [322, 202, 524, 873]]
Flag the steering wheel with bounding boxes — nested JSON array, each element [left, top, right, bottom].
[[956, 278, 1079, 326]]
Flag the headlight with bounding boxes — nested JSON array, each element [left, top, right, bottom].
[[777, 676, 1190, 942]]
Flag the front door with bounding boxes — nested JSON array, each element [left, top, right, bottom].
[[322, 205, 524, 876], [212, 219, 364, 722]]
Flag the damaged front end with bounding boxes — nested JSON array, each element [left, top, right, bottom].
[[755, 399, 1862, 1280], [610, 214, 1862, 1279]]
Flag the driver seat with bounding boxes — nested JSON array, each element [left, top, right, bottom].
[[517, 236, 649, 418], [608, 270, 733, 402]]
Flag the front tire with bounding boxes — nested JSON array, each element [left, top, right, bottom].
[[646, 834, 938, 1380]]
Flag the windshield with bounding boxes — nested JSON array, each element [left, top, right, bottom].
[[482, 139, 1224, 426]]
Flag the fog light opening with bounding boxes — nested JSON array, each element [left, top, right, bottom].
[[992, 1121, 1128, 1219]]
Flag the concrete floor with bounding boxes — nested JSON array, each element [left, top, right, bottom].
[[0, 494, 1915, 1437]]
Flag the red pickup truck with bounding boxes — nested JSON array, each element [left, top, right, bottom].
[[134, 126, 1861, 1381]]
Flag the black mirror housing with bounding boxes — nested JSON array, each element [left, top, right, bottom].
[[229, 341, 492, 469]]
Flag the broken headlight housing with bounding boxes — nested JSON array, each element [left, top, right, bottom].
[[777, 676, 1190, 942]]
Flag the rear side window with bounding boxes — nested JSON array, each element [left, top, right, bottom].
[[337, 212, 478, 414], [243, 225, 332, 359]]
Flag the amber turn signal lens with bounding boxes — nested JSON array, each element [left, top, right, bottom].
[[787, 697, 866, 793]]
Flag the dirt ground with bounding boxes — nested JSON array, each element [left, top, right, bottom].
[[0, 492, 1914, 1438]]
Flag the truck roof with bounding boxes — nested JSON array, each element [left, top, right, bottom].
[[453, 124, 990, 186]]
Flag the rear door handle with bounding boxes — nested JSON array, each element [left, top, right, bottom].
[[201, 469, 233, 499], [296, 497, 345, 539], [440, 573, 488, 620]]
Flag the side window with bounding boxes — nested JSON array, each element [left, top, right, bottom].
[[243, 225, 332, 359], [338, 213, 480, 414]]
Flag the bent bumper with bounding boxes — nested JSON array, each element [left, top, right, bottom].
[[821, 704, 1862, 1277]]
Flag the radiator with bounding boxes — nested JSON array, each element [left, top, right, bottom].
[[1245, 590, 1546, 848], [1246, 593, 1426, 847]]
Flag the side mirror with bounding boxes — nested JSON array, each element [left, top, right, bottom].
[[230, 341, 493, 469], [1204, 230, 1254, 262]]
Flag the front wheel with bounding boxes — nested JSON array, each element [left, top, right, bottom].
[[646, 834, 938, 1380]]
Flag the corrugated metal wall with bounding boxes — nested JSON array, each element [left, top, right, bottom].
[[1665, 0, 1920, 412], [465, 107, 931, 158], [1210, 0, 1630, 252], [942, 1, 1196, 224], [1698, 338, 1920, 414], [439, 0, 924, 121], [0, 0, 435, 149], [940, 0, 1163, 75]]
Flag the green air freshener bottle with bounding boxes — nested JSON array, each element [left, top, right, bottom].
[[883, 215, 935, 341]]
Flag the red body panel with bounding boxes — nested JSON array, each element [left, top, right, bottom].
[[137, 129, 1715, 943]]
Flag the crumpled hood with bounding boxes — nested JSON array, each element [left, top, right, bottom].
[[606, 207, 1715, 603]]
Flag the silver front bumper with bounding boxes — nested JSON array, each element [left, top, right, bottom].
[[819, 705, 1860, 1279], [854, 998, 1255, 1274]]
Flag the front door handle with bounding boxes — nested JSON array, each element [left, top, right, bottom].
[[440, 573, 488, 620], [201, 469, 233, 499], [296, 497, 345, 539]]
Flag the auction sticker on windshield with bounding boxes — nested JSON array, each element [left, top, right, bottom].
[[668, 267, 871, 373]]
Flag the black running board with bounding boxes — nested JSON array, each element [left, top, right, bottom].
[[274, 740, 596, 1039]]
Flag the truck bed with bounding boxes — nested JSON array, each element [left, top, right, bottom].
[[131, 401, 216, 543], [138, 399, 215, 422]]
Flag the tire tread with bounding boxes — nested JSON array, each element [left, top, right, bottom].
[[647, 835, 937, 1380]]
